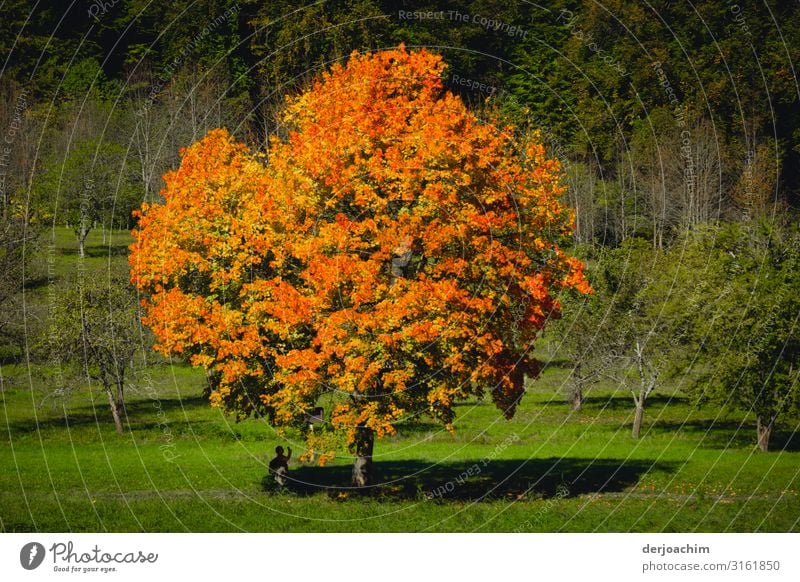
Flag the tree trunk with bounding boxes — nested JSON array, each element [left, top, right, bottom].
[[78, 224, 89, 258], [77, 214, 90, 258], [106, 387, 124, 434], [631, 398, 645, 439], [115, 379, 126, 416], [756, 416, 772, 452], [351, 425, 374, 488], [570, 386, 583, 411]]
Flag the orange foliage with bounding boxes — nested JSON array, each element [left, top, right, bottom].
[[130, 46, 590, 457]]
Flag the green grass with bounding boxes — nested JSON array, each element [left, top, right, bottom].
[[1, 228, 799, 532]]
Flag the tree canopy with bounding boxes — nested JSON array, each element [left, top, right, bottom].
[[654, 221, 800, 451], [130, 47, 590, 480]]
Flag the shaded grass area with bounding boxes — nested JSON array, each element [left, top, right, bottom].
[[271, 457, 679, 501]]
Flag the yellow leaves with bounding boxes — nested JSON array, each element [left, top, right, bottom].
[[426, 384, 459, 416], [524, 136, 547, 166], [300, 448, 335, 467], [382, 368, 413, 392], [374, 424, 396, 439], [218, 359, 248, 385], [300, 432, 340, 466], [330, 403, 354, 428], [209, 385, 230, 408], [190, 354, 214, 368], [130, 128, 270, 300]]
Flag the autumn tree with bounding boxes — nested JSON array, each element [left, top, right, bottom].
[[130, 47, 590, 486]]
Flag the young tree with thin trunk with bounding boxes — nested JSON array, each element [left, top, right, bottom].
[[627, 338, 660, 439], [43, 269, 143, 434], [130, 47, 590, 486], [593, 238, 670, 438], [550, 250, 612, 413], [35, 139, 139, 257]]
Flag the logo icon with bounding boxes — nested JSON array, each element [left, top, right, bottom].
[[20, 542, 46, 570]]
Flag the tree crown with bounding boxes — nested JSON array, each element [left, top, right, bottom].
[[130, 46, 590, 461]]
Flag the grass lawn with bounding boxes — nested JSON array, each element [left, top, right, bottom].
[[1, 228, 798, 532]]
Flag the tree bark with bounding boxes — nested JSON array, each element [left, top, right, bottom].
[[115, 379, 126, 416], [756, 416, 772, 452], [631, 398, 646, 439], [631, 341, 655, 439], [351, 425, 374, 488], [106, 387, 124, 434], [570, 386, 583, 411], [78, 220, 89, 259]]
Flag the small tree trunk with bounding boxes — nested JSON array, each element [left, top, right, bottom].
[[351, 425, 374, 488], [631, 398, 646, 439], [570, 386, 583, 411], [631, 342, 655, 439], [77, 213, 91, 258], [78, 223, 89, 258], [756, 416, 772, 452], [115, 379, 126, 416], [106, 387, 124, 434]]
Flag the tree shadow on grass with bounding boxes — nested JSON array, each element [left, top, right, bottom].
[[0, 351, 23, 365], [651, 420, 800, 452], [6, 395, 208, 435], [122, 395, 207, 415], [770, 431, 800, 452], [262, 457, 679, 502], [22, 274, 50, 291], [60, 242, 130, 258], [538, 357, 573, 369], [531, 395, 686, 413], [581, 394, 686, 410]]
